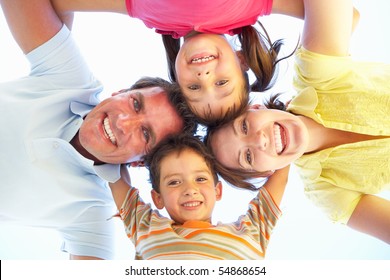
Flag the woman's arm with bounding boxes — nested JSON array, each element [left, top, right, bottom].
[[262, 165, 290, 206], [347, 194, 390, 244], [301, 0, 353, 56]]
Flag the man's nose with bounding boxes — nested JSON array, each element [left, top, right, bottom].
[[116, 113, 140, 134]]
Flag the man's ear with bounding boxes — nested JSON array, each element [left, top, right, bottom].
[[215, 181, 223, 201], [151, 190, 165, 209], [235, 50, 249, 71]]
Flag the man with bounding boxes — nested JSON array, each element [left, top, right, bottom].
[[0, 0, 196, 259]]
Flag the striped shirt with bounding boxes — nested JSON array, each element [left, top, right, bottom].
[[119, 187, 281, 259]]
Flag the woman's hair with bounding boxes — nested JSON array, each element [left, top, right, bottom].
[[144, 134, 219, 193], [162, 21, 291, 126], [204, 94, 287, 191]]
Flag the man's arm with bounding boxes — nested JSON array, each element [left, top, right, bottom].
[[0, 0, 64, 54], [347, 195, 390, 244]]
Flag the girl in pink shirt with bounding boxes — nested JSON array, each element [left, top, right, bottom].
[[52, 0, 303, 125]]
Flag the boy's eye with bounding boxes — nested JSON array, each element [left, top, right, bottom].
[[168, 180, 180, 186], [188, 84, 200, 91], [216, 80, 228, 86], [196, 177, 207, 182]]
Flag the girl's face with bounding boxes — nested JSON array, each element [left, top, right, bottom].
[[151, 148, 222, 225], [210, 106, 309, 172], [175, 34, 247, 119]]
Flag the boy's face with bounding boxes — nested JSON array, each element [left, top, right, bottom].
[[151, 148, 222, 224]]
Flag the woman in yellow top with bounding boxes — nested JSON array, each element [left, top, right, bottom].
[[206, 0, 390, 244]]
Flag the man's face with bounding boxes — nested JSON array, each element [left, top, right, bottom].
[[78, 87, 184, 164]]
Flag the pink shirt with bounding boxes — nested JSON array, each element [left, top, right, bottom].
[[126, 0, 273, 38]]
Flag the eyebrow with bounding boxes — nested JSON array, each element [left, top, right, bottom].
[[231, 120, 245, 169], [135, 92, 156, 151], [185, 86, 235, 103], [162, 169, 211, 181]]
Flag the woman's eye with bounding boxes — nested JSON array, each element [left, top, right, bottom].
[[242, 119, 248, 134], [142, 127, 150, 143], [188, 84, 200, 91], [245, 149, 252, 165], [216, 80, 228, 86]]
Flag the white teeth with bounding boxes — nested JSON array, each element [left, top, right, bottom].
[[103, 117, 117, 145], [183, 201, 201, 207], [274, 124, 284, 154], [191, 55, 216, 64]]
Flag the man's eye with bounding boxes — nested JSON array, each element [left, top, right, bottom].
[[142, 127, 150, 143], [245, 149, 252, 165], [133, 98, 140, 112], [242, 119, 248, 134], [188, 84, 200, 91], [216, 80, 228, 86]]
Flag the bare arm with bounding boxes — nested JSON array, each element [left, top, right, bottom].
[[262, 165, 290, 207], [272, 0, 359, 35], [301, 0, 353, 56], [0, 0, 64, 54], [51, 0, 127, 15], [347, 195, 390, 244], [108, 165, 132, 210]]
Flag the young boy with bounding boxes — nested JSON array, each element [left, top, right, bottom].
[[109, 134, 287, 259]]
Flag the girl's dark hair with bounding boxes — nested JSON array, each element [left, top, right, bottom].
[[162, 21, 292, 126], [204, 93, 287, 191], [144, 134, 219, 193]]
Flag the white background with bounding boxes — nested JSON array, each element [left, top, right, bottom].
[[0, 0, 389, 261]]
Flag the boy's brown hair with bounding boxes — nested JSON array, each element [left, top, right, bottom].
[[144, 134, 219, 193]]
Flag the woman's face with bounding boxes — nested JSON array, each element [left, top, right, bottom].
[[210, 106, 309, 172], [175, 33, 247, 120]]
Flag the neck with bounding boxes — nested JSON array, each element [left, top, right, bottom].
[[70, 132, 104, 165]]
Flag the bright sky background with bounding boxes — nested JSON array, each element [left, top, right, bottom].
[[0, 0, 389, 260]]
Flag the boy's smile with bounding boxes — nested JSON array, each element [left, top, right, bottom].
[[151, 148, 222, 224]]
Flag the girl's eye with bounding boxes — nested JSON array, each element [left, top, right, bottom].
[[188, 84, 200, 91], [216, 80, 228, 86], [245, 149, 252, 165], [242, 119, 248, 134], [142, 127, 150, 143]]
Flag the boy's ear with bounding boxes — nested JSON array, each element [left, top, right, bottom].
[[151, 190, 165, 209], [236, 50, 249, 71], [215, 181, 223, 201]]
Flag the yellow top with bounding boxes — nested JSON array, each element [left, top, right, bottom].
[[288, 47, 390, 224]]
